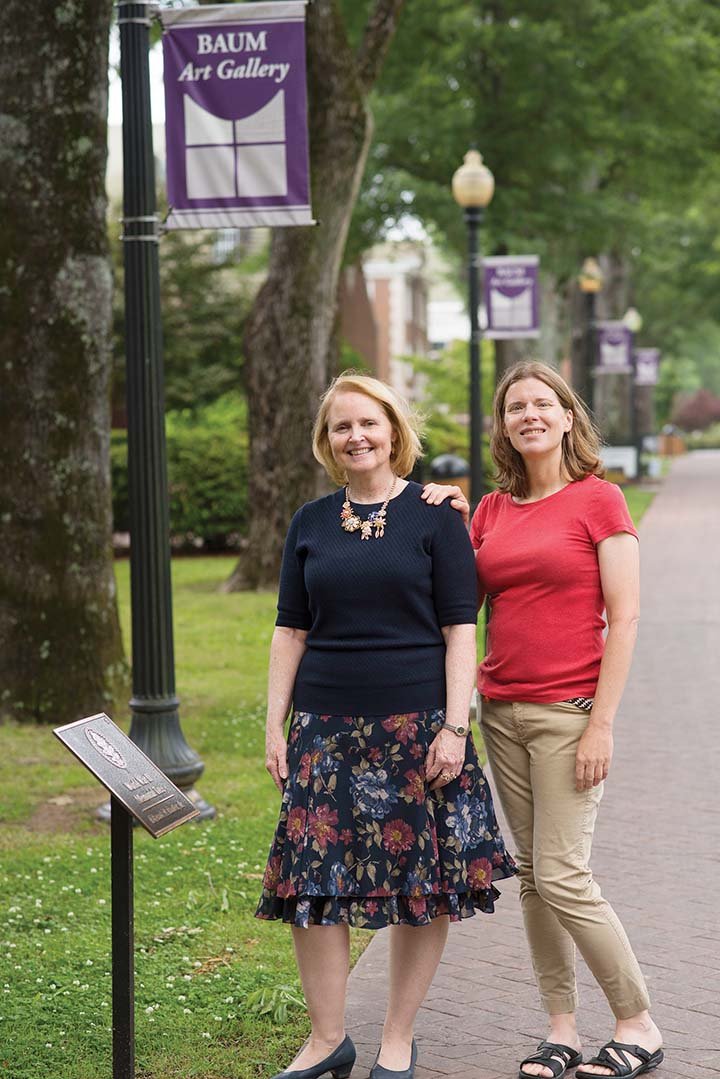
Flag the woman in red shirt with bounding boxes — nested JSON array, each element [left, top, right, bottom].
[[424, 362, 663, 1079]]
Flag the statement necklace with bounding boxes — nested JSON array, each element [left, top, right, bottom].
[[340, 476, 397, 540]]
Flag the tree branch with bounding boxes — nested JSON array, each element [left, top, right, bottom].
[[356, 0, 407, 93]]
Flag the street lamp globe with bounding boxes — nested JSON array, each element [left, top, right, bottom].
[[579, 257, 603, 294], [623, 306, 643, 333], [452, 149, 495, 209]]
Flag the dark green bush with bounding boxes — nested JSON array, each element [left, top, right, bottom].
[[111, 393, 248, 549]]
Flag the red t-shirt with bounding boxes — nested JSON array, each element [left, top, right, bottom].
[[470, 475, 638, 702]]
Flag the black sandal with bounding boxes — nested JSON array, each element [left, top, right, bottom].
[[519, 1041, 583, 1079], [575, 1041, 663, 1079]]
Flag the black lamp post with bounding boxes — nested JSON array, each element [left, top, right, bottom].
[[578, 257, 603, 413], [623, 306, 644, 479], [114, 1, 213, 819], [452, 150, 495, 510]]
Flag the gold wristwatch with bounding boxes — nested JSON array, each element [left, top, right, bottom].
[[442, 720, 469, 737]]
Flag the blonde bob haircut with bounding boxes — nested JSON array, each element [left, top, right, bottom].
[[312, 372, 424, 487], [491, 361, 605, 499]]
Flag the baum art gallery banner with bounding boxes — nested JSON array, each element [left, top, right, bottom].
[[595, 321, 634, 374], [482, 255, 540, 339], [160, 1, 313, 229]]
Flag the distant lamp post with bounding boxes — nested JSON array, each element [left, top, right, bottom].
[[578, 257, 603, 411], [452, 149, 495, 509], [623, 306, 644, 477]]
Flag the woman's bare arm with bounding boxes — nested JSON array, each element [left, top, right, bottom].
[[575, 532, 640, 791], [265, 626, 308, 791], [425, 623, 476, 790]]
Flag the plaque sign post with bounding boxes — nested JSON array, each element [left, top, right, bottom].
[[54, 713, 200, 1079]]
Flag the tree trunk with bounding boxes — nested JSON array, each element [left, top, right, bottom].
[[223, 0, 405, 591], [493, 338, 536, 385], [0, 0, 128, 723]]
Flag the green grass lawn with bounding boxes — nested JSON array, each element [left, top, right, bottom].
[[0, 484, 655, 1079], [622, 482, 656, 526], [0, 560, 336, 1079]]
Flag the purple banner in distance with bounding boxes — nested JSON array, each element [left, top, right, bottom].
[[161, 2, 313, 229], [596, 322, 633, 373], [634, 348, 661, 386], [483, 255, 540, 339]]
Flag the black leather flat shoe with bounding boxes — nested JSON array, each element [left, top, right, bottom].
[[369, 1039, 417, 1079], [271, 1035, 356, 1079]]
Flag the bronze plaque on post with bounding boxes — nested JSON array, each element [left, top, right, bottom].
[[54, 713, 200, 837]]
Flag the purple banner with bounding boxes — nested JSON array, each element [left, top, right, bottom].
[[634, 347, 661, 386], [596, 322, 633, 373], [483, 255, 540, 339], [160, 2, 313, 229]]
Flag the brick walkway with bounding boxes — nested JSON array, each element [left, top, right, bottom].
[[345, 452, 720, 1078]]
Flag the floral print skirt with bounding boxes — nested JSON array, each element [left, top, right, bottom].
[[255, 708, 517, 929]]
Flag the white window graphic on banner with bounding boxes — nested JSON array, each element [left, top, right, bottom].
[[184, 91, 287, 200], [601, 343, 629, 369], [490, 285, 533, 330]]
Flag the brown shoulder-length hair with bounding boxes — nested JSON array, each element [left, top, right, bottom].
[[312, 372, 424, 487], [490, 361, 605, 498]]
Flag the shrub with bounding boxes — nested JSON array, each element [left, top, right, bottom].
[[671, 388, 720, 431], [111, 393, 248, 550]]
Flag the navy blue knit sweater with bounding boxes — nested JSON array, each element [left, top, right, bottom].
[[276, 481, 477, 715]]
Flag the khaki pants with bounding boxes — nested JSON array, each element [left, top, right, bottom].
[[480, 697, 651, 1019]]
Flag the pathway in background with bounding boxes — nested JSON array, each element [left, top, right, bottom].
[[345, 451, 720, 1078]]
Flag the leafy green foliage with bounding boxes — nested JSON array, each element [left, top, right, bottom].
[[349, 1, 720, 272], [111, 218, 266, 414], [245, 984, 306, 1025], [341, 0, 720, 418], [111, 394, 248, 548], [408, 340, 495, 463], [653, 356, 702, 426]]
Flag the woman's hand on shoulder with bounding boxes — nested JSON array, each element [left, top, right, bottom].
[[421, 483, 470, 526], [265, 723, 289, 793]]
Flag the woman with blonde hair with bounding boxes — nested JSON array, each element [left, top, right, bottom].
[[256, 372, 516, 1079], [424, 361, 663, 1079]]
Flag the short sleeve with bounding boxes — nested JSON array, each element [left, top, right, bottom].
[[586, 482, 638, 546], [275, 507, 312, 630], [431, 501, 478, 626], [469, 492, 491, 549]]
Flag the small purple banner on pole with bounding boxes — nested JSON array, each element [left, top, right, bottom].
[[634, 348, 661, 386], [596, 322, 633, 373], [483, 255, 540, 339], [160, 1, 313, 230]]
